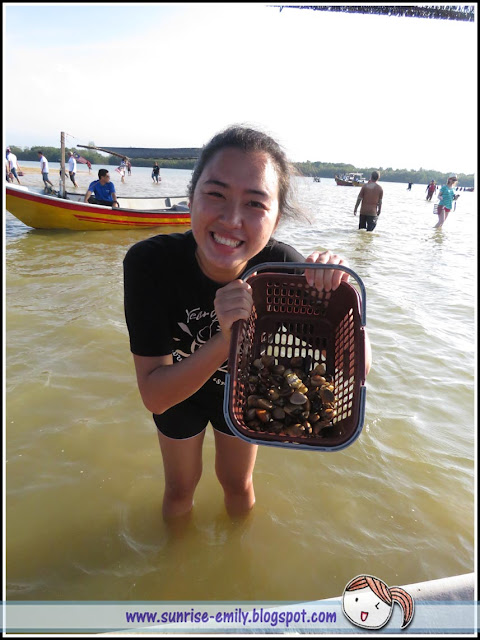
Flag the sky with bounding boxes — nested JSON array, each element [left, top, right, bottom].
[[3, 3, 478, 174]]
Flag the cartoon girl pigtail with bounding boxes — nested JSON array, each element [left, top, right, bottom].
[[389, 586, 414, 629]]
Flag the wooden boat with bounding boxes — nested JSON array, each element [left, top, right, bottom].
[[5, 184, 190, 231], [334, 172, 367, 187], [5, 132, 198, 230]]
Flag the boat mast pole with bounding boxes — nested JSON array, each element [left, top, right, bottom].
[[59, 132, 66, 198]]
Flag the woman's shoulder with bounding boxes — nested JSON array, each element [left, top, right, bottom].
[[253, 237, 305, 264], [124, 231, 194, 266]]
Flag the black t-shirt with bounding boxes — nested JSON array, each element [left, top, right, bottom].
[[123, 230, 304, 402]]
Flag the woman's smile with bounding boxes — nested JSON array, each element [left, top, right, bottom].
[[211, 232, 244, 249]]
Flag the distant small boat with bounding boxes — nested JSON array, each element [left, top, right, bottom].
[[335, 173, 367, 187], [5, 184, 190, 231], [313, 177, 321, 183]]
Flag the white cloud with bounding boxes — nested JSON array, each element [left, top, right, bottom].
[[4, 3, 477, 173]]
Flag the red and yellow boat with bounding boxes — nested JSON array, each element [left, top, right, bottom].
[[5, 184, 191, 231]]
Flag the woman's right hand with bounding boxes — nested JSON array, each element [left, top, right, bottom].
[[214, 280, 253, 342]]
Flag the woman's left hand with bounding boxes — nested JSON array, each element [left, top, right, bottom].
[[305, 250, 350, 292], [305, 250, 371, 376]]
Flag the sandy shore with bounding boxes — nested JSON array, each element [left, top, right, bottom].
[[15, 166, 91, 175]]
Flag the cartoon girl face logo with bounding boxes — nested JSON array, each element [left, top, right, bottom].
[[342, 575, 414, 630]]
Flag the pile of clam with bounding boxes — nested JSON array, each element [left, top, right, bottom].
[[242, 354, 337, 438]]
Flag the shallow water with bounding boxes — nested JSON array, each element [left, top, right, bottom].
[[5, 166, 476, 602]]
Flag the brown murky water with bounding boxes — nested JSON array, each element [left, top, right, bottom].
[[6, 165, 475, 602]]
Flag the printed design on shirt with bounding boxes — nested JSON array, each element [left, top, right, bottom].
[[173, 306, 228, 375]]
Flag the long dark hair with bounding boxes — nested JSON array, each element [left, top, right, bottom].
[[188, 125, 306, 224]]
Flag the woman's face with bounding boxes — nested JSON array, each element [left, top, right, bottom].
[[190, 147, 280, 283]]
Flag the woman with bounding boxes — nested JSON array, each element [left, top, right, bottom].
[[434, 174, 458, 228], [118, 159, 126, 184], [123, 125, 372, 520]]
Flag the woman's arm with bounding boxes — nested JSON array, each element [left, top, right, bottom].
[[133, 332, 230, 414], [133, 279, 253, 414]]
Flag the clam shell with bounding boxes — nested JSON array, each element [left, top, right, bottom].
[[321, 387, 335, 403], [271, 364, 285, 376], [272, 407, 286, 420], [290, 356, 304, 368], [290, 392, 308, 405], [257, 397, 274, 410], [314, 363, 327, 375], [261, 355, 276, 368], [255, 409, 271, 423]]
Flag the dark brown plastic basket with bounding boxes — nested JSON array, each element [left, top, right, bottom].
[[223, 262, 367, 451]]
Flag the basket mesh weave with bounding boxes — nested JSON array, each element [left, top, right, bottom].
[[225, 270, 366, 450]]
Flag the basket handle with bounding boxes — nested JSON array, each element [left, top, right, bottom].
[[240, 261, 366, 326]]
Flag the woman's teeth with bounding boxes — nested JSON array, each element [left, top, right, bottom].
[[212, 233, 242, 248]]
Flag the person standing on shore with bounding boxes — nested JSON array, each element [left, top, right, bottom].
[[425, 180, 436, 201], [37, 151, 55, 189], [6, 157, 12, 182], [67, 151, 79, 188], [434, 174, 459, 228], [6, 147, 22, 185], [354, 171, 383, 231]]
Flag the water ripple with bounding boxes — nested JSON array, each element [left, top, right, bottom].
[[6, 171, 474, 601]]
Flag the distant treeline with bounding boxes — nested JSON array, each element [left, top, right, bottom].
[[293, 161, 475, 187], [9, 145, 109, 166], [8, 145, 197, 170], [8, 145, 474, 186]]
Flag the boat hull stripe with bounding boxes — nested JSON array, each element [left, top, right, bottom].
[[6, 188, 189, 218], [73, 215, 189, 226]]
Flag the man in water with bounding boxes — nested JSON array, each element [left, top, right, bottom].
[[84, 169, 119, 208], [152, 161, 161, 183], [354, 171, 383, 232]]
